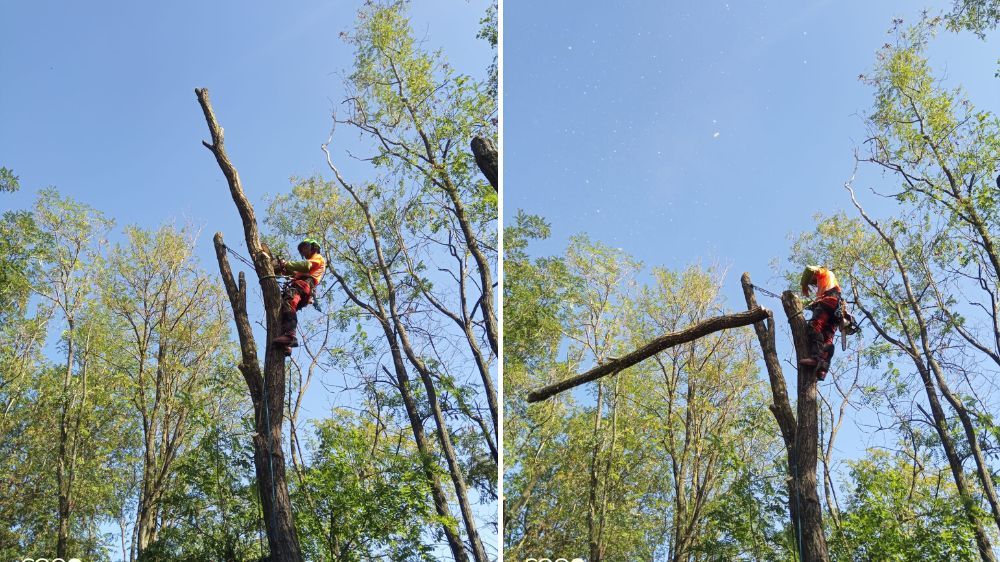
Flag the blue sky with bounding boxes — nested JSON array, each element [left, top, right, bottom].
[[2, 0, 494, 558], [506, 0, 998, 276], [505, 0, 1000, 514]]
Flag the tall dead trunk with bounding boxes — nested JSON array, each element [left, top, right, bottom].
[[197, 88, 303, 562], [782, 292, 829, 562], [740, 274, 828, 561]]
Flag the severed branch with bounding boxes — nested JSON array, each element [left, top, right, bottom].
[[526, 306, 769, 403], [471, 136, 498, 191]]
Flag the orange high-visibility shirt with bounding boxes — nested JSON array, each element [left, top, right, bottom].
[[295, 254, 326, 286], [801, 266, 839, 298]]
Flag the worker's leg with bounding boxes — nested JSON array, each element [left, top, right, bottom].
[[813, 313, 837, 381], [273, 285, 304, 348], [800, 304, 837, 380]]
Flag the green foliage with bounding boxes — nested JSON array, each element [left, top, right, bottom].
[[504, 221, 788, 560], [477, 2, 498, 92], [143, 418, 264, 561], [0, 166, 19, 192], [947, 0, 1000, 38], [344, 0, 497, 219], [293, 410, 437, 561], [830, 450, 980, 561]]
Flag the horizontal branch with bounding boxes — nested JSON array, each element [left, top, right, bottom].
[[526, 306, 769, 403]]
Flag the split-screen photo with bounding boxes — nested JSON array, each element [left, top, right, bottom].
[[4, 1, 1000, 561]]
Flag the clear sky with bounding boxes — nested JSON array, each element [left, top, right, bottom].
[[506, 0, 999, 505], [2, 0, 494, 558]]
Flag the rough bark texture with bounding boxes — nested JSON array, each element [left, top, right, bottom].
[[526, 307, 769, 402], [782, 291, 829, 562], [740, 273, 829, 562], [471, 136, 498, 191], [197, 88, 303, 562]]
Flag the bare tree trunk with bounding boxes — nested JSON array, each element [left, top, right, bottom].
[[926, 354, 1000, 534], [329, 262, 471, 562], [379, 342, 473, 562], [197, 88, 303, 562], [782, 292, 829, 562], [323, 140, 489, 562], [740, 274, 828, 561], [393, 328, 490, 562], [846, 185, 996, 562]]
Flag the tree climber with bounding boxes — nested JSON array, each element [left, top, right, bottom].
[[271, 238, 326, 356], [798, 265, 847, 381]]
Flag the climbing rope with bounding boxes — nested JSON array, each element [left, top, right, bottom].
[[221, 243, 257, 270], [261, 379, 278, 551], [793, 460, 805, 562], [750, 283, 784, 300]]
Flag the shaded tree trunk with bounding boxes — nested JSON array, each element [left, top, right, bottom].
[[740, 273, 828, 562], [471, 136, 498, 191], [782, 291, 829, 561], [322, 153, 487, 562], [56, 320, 75, 559], [197, 88, 303, 562], [587, 381, 605, 562]]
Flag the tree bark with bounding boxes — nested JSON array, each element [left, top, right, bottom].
[[471, 136, 498, 191], [587, 381, 605, 562], [740, 273, 829, 562], [325, 150, 488, 562], [526, 307, 768, 402], [197, 88, 303, 562], [782, 291, 829, 562]]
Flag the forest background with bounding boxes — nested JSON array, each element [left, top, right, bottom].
[[1, 1, 498, 560], [505, 0, 1000, 560]]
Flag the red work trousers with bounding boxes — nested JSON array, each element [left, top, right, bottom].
[[279, 279, 313, 338], [808, 292, 840, 372]]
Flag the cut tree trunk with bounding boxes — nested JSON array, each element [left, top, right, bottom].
[[741, 273, 829, 562], [782, 290, 829, 562], [471, 136, 498, 191], [526, 307, 768, 402], [197, 88, 303, 562]]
